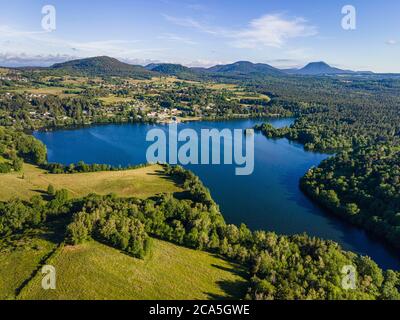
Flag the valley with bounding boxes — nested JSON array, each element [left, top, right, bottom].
[[1, 56, 400, 300]]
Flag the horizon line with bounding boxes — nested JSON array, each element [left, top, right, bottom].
[[0, 55, 384, 74]]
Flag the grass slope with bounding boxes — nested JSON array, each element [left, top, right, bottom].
[[18, 239, 248, 300], [0, 221, 65, 299], [0, 164, 181, 201]]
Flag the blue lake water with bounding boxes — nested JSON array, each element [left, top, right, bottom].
[[34, 118, 400, 269]]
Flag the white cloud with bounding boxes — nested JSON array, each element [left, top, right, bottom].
[[262, 59, 303, 69], [0, 25, 48, 38], [0, 53, 77, 67], [386, 39, 398, 45], [158, 33, 197, 45], [120, 58, 163, 66], [232, 14, 317, 48], [0, 25, 166, 58], [186, 59, 229, 68], [164, 13, 317, 48], [162, 14, 226, 35]]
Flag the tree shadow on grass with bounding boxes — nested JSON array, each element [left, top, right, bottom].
[[6, 217, 70, 297], [206, 279, 249, 300], [13, 242, 61, 297], [31, 189, 53, 201], [146, 169, 193, 201], [146, 169, 184, 188], [38, 216, 71, 244], [205, 261, 249, 300], [211, 263, 249, 279], [1, 215, 69, 251]]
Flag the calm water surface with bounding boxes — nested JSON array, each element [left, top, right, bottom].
[[34, 118, 400, 269]]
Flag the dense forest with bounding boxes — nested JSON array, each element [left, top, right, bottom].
[[253, 75, 400, 250], [254, 76, 400, 152], [2, 60, 400, 299], [1, 162, 399, 300], [301, 143, 400, 249], [0, 126, 46, 172]]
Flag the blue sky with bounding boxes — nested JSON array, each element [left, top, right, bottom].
[[0, 0, 399, 72]]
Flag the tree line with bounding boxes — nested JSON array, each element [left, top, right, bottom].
[[2, 164, 399, 299], [0, 126, 47, 173], [301, 142, 400, 249], [43, 161, 149, 174], [252, 75, 400, 250]]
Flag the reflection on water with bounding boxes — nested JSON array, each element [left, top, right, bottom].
[[34, 118, 400, 270]]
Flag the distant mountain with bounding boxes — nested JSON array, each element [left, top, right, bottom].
[[190, 67, 209, 73], [207, 61, 283, 76], [13, 56, 377, 79], [286, 62, 356, 75], [51, 56, 155, 79], [145, 63, 194, 76]]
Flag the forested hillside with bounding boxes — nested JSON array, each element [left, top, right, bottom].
[[1, 159, 399, 300], [0, 127, 46, 173], [301, 143, 400, 248], [253, 75, 400, 152], [253, 75, 400, 250], [51, 56, 155, 79], [2, 57, 400, 300]]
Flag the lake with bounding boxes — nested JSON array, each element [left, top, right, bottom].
[[34, 118, 400, 269]]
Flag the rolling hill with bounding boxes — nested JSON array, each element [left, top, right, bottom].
[[12, 56, 375, 79], [285, 61, 356, 75], [145, 63, 191, 75], [51, 56, 156, 79], [17, 239, 248, 300], [145, 63, 201, 79], [207, 61, 283, 76]]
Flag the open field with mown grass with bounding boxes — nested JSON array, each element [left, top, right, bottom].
[[0, 164, 181, 201], [18, 239, 248, 300], [99, 95, 135, 105]]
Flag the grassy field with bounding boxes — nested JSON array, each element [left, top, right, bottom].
[[11, 87, 83, 97], [0, 164, 181, 201], [99, 95, 135, 105], [0, 226, 61, 299], [0, 162, 247, 301], [205, 83, 238, 91], [235, 93, 271, 102], [18, 239, 248, 300]]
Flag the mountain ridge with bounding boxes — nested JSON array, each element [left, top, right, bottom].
[[286, 61, 353, 75], [50, 56, 155, 79], [207, 61, 283, 76], [10, 56, 376, 78]]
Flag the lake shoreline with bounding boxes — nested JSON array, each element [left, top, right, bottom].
[[33, 118, 400, 269], [29, 114, 289, 134]]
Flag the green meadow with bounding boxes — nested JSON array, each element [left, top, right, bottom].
[[0, 164, 181, 201], [18, 239, 248, 300]]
